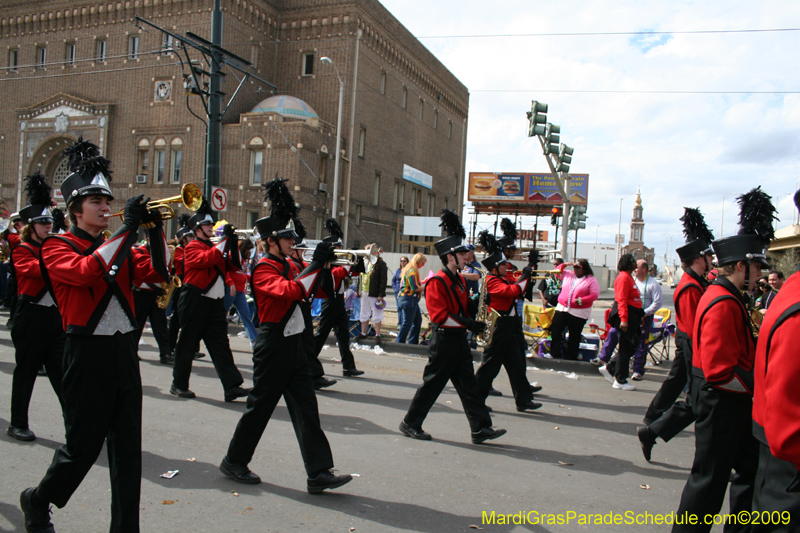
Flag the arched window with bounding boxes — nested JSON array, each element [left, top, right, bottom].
[[154, 138, 166, 183]]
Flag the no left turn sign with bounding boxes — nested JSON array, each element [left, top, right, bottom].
[[211, 187, 228, 212]]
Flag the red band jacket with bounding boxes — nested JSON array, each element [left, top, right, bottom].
[[7, 231, 20, 250], [674, 270, 706, 336], [753, 271, 800, 468], [132, 245, 170, 292], [12, 241, 51, 304], [252, 253, 322, 323], [486, 273, 528, 315], [425, 268, 472, 329], [40, 225, 167, 335], [182, 237, 236, 297], [316, 265, 357, 299], [692, 277, 755, 394], [173, 245, 186, 279]]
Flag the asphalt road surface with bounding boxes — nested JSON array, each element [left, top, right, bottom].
[[0, 287, 734, 533]]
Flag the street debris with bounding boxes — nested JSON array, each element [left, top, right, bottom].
[[160, 470, 179, 479]]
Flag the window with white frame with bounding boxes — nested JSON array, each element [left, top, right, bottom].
[[170, 138, 183, 184], [137, 138, 150, 177], [302, 52, 314, 76], [65, 43, 75, 66], [96, 39, 107, 62], [373, 175, 380, 205], [162, 34, 174, 55], [433, 110, 438, 130], [128, 36, 139, 60], [315, 216, 323, 240], [419, 99, 424, 120], [249, 137, 264, 186], [154, 138, 166, 184], [358, 127, 366, 158], [36, 46, 46, 68], [355, 204, 362, 225], [8, 49, 18, 71], [380, 71, 387, 94], [247, 211, 259, 229]]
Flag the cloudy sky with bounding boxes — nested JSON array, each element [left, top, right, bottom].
[[381, 0, 800, 266]]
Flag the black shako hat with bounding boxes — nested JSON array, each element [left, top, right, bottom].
[[479, 231, 508, 271], [59, 137, 113, 205], [175, 213, 192, 239], [322, 218, 344, 246], [712, 186, 776, 267], [434, 209, 468, 257], [676, 207, 715, 263], [254, 178, 298, 240], [20, 171, 54, 224], [496, 218, 518, 250]]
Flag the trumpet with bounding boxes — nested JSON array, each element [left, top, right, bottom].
[[105, 183, 202, 223], [514, 268, 562, 280], [302, 243, 379, 266]]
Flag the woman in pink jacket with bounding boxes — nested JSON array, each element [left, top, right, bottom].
[[548, 259, 601, 360]]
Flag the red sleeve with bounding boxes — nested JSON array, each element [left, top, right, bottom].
[[7, 233, 20, 249], [678, 285, 702, 334], [615, 274, 630, 322], [41, 238, 105, 286], [12, 246, 42, 279], [253, 262, 305, 301], [487, 275, 523, 298], [131, 246, 169, 285], [425, 276, 453, 325], [697, 299, 750, 387], [184, 240, 224, 270], [332, 265, 352, 286]]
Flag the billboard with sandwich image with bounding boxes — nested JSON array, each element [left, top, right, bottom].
[[468, 173, 526, 201]]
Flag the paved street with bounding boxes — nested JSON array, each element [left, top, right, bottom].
[[0, 296, 722, 533]]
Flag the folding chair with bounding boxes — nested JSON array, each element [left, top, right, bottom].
[[645, 308, 675, 365]]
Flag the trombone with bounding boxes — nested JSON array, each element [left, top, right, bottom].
[[105, 183, 202, 223], [514, 268, 562, 281], [302, 243, 379, 266]]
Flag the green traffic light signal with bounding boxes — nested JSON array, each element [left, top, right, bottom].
[[543, 123, 560, 154], [527, 100, 548, 137]]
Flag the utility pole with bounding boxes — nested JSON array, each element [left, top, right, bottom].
[[205, 0, 223, 200]]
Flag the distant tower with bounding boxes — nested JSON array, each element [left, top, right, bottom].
[[622, 188, 655, 264], [630, 188, 644, 246]]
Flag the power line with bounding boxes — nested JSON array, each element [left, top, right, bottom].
[[472, 89, 800, 95], [413, 27, 800, 39]]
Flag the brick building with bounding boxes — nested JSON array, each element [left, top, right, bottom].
[[0, 0, 469, 249]]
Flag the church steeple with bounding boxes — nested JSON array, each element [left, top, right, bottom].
[[630, 187, 644, 244]]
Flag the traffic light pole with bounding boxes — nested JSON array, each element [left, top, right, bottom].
[[536, 135, 570, 259], [206, 0, 223, 201]]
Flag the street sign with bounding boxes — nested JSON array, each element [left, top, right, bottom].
[[210, 187, 228, 212]]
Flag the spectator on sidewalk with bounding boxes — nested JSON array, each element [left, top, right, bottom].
[[396, 253, 426, 344], [548, 259, 600, 360], [630, 260, 663, 380]]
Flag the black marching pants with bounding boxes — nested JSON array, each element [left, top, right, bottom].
[[312, 295, 356, 377], [226, 324, 334, 475], [168, 285, 182, 351], [549, 310, 587, 360], [36, 332, 142, 533], [647, 330, 697, 441], [404, 329, 492, 433], [172, 288, 243, 393], [133, 290, 171, 358], [475, 317, 533, 407], [10, 301, 65, 429], [607, 307, 644, 384], [673, 380, 758, 533], [752, 432, 800, 532]]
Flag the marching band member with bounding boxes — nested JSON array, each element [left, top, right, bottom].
[[132, 238, 173, 364], [400, 209, 506, 444], [751, 190, 800, 523], [474, 231, 541, 412], [19, 138, 169, 533], [639, 207, 714, 461], [3, 211, 24, 327], [497, 218, 520, 282], [7, 173, 64, 442], [672, 187, 775, 533], [220, 178, 352, 494], [311, 218, 365, 383], [170, 201, 250, 401]]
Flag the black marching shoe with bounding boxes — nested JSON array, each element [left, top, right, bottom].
[[169, 385, 196, 399], [20, 488, 54, 533], [224, 387, 251, 402], [7, 426, 36, 441], [399, 421, 432, 440], [194, 352, 206, 359], [488, 388, 503, 397], [307, 469, 352, 494], [471, 427, 507, 444], [314, 377, 338, 390], [529, 383, 543, 394], [637, 426, 656, 462], [219, 457, 261, 484], [160, 354, 175, 365], [516, 401, 543, 412], [342, 369, 364, 377], [37, 366, 48, 377]]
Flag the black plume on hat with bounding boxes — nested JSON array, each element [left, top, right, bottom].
[[24, 172, 52, 207], [52, 208, 67, 233], [439, 209, 466, 239], [324, 218, 343, 239], [680, 208, 714, 244], [294, 216, 308, 240], [264, 177, 298, 223], [737, 186, 777, 245], [62, 136, 112, 181], [500, 218, 518, 241], [177, 213, 191, 229], [478, 230, 501, 256]]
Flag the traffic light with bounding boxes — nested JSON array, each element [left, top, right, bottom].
[[543, 123, 560, 155], [569, 205, 587, 230], [557, 143, 573, 173], [550, 206, 561, 226], [527, 100, 548, 137]]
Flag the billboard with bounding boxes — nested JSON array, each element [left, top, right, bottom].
[[468, 173, 526, 202], [403, 216, 442, 237], [527, 173, 589, 206]]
